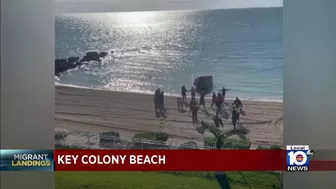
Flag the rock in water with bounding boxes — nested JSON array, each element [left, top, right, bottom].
[[67, 56, 80, 62], [55, 59, 82, 76], [55, 51, 109, 75], [80, 51, 100, 62], [98, 52, 108, 58], [80, 51, 108, 62]]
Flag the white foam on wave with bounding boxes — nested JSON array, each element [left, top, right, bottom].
[[55, 82, 109, 91], [55, 81, 283, 103]]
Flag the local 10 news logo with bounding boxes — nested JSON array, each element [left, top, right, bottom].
[[286, 145, 314, 172]]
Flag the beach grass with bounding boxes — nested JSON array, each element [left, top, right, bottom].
[[132, 132, 169, 142], [55, 171, 281, 189], [55, 171, 220, 189], [203, 137, 250, 149]]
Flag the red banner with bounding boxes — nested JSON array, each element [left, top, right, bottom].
[[54, 150, 336, 171], [54, 150, 287, 171]]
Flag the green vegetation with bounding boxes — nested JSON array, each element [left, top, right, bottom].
[[203, 136, 217, 147], [222, 138, 250, 149], [200, 120, 212, 130], [99, 131, 120, 143], [226, 171, 281, 189], [55, 171, 281, 189], [55, 131, 67, 140], [55, 131, 68, 149], [56, 171, 219, 189], [173, 171, 281, 189], [132, 132, 169, 142], [201, 121, 250, 149], [204, 137, 250, 149], [179, 141, 199, 149], [257, 145, 282, 150], [55, 126, 280, 189], [132, 132, 169, 149]]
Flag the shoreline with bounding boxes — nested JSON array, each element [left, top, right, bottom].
[[55, 85, 283, 147], [55, 82, 283, 103]]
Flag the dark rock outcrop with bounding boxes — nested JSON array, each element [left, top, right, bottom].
[[67, 56, 80, 62], [55, 57, 82, 76], [99, 52, 108, 58], [55, 51, 109, 75], [80, 51, 108, 63]]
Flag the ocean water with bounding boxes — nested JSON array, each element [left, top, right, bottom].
[[56, 8, 283, 102]]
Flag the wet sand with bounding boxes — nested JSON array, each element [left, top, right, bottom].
[[55, 85, 283, 147]]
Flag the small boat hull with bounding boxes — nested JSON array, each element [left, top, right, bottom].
[[193, 76, 213, 94]]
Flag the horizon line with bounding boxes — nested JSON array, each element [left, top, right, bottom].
[[56, 6, 283, 14]]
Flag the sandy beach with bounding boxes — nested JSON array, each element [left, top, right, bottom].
[[55, 85, 283, 147]]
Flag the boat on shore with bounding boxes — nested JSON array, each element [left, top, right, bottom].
[[193, 75, 213, 94]]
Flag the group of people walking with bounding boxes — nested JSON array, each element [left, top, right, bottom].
[[181, 85, 244, 128], [211, 96, 243, 129], [182, 86, 232, 111], [154, 85, 244, 129]]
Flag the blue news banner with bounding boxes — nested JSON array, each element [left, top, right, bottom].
[[0, 149, 54, 171]]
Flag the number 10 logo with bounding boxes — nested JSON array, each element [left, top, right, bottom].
[[286, 150, 310, 172], [287, 151, 308, 166]]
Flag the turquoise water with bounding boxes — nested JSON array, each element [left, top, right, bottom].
[[55, 8, 282, 101]]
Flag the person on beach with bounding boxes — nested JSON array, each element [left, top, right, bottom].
[[230, 104, 239, 130], [189, 87, 196, 99], [181, 86, 187, 103], [219, 93, 225, 108], [154, 88, 161, 112], [210, 92, 217, 108], [212, 112, 224, 128], [189, 97, 199, 125], [218, 87, 231, 102], [198, 91, 206, 109], [155, 88, 161, 97], [232, 97, 243, 123], [215, 92, 223, 113], [232, 97, 243, 109], [159, 91, 166, 113], [189, 97, 197, 114]]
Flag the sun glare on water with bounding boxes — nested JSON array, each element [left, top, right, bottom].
[[109, 11, 160, 25]]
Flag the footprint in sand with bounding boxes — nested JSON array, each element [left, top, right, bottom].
[[266, 117, 283, 128]]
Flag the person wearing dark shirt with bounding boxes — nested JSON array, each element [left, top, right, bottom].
[[232, 97, 243, 109], [189, 97, 196, 113], [230, 104, 239, 130], [189, 97, 199, 125], [155, 88, 160, 97], [181, 86, 187, 102], [198, 91, 206, 109], [210, 92, 216, 108], [190, 87, 196, 99], [231, 97, 243, 123], [218, 87, 231, 102], [215, 92, 223, 113], [154, 88, 160, 112], [159, 91, 166, 113], [212, 112, 223, 128]]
